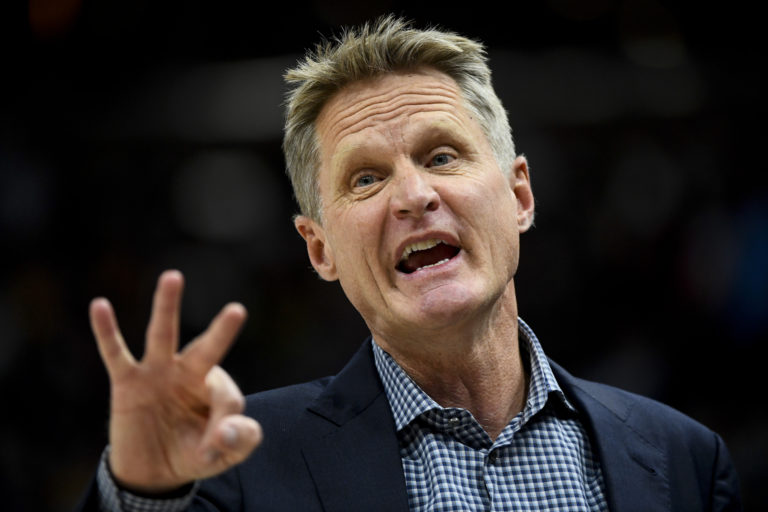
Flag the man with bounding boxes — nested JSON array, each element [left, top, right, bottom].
[[78, 16, 741, 511]]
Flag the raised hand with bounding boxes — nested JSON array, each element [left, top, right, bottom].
[[89, 270, 262, 493]]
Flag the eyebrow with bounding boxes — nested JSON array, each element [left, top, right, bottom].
[[329, 116, 473, 175]]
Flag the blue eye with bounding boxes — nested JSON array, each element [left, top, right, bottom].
[[355, 174, 378, 187], [430, 153, 454, 167]]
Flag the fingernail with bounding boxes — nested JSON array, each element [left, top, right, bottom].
[[223, 425, 238, 446]]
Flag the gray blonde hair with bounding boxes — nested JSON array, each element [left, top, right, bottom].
[[283, 15, 515, 221]]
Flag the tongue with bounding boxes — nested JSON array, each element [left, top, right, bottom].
[[400, 243, 458, 273]]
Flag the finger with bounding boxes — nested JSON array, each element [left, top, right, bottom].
[[202, 415, 262, 474], [180, 303, 247, 375], [90, 298, 136, 379], [200, 367, 261, 471], [144, 270, 184, 363], [204, 366, 246, 427]]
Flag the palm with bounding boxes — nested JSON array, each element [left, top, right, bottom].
[[90, 271, 262, 492]]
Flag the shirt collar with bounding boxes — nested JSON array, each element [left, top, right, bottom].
[[372, 318, 576, 433]]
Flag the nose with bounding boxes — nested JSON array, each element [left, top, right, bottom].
[[389, 162, 440, 219]]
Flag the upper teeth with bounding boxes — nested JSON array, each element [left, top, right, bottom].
[[400, 239, 443, 262]]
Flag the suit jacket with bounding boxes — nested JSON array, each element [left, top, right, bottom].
[[78, 340, 742, 511]]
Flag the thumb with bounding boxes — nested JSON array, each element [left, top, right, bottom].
[[204, 415, 263, 468]]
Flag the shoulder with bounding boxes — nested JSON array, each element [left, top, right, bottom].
[[550, 359, 719, 451], [242, 376, 333, 422], [550, 360, 742, 509]]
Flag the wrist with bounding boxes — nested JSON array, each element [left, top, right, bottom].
[[106, 447, 196, 497]]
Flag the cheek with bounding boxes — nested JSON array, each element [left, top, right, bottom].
[[329, 209, 388, 319], [327, 206, 383, 274], [482, 188, 521, 263], [456, 181, 514, 230]]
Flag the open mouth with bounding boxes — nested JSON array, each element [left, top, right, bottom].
[[396, 239, 461, 274]]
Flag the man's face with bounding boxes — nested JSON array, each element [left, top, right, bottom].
[[295, 68, 534, 345]]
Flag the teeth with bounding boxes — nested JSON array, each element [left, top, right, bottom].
[[418, 258, 450, 270], [400, 239, 443, 262]]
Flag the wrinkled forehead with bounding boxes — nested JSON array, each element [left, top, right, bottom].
[[315, 68, 474, 158]]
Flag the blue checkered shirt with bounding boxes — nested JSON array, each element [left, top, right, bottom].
[[96, 319, 607, 511], [371, 318, 608, 511]]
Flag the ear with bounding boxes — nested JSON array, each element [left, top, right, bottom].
[[509, 155, 535, 233], [294, 215, 338, 281]]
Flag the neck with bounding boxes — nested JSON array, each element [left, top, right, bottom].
[[373, 283, 527, 440]]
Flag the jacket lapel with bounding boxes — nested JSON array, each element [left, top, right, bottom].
[[551, 361, 671, 512], [301, 341, 410, 512]]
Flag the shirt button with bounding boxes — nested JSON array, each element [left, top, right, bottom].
[[488, 450, 500, 464], [448, 417, 460, 427]]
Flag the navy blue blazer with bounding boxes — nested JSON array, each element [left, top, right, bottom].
[[78, 340, 742, 511]]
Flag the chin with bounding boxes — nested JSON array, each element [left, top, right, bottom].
[[411, 284, 487, 327]]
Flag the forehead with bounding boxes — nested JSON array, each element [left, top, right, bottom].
[[315, 68, 474, 158]]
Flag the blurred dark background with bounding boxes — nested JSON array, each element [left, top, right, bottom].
[[2, 1, 766, 510]]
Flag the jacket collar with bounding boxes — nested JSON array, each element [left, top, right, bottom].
[[550, 360, 672, 512]]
